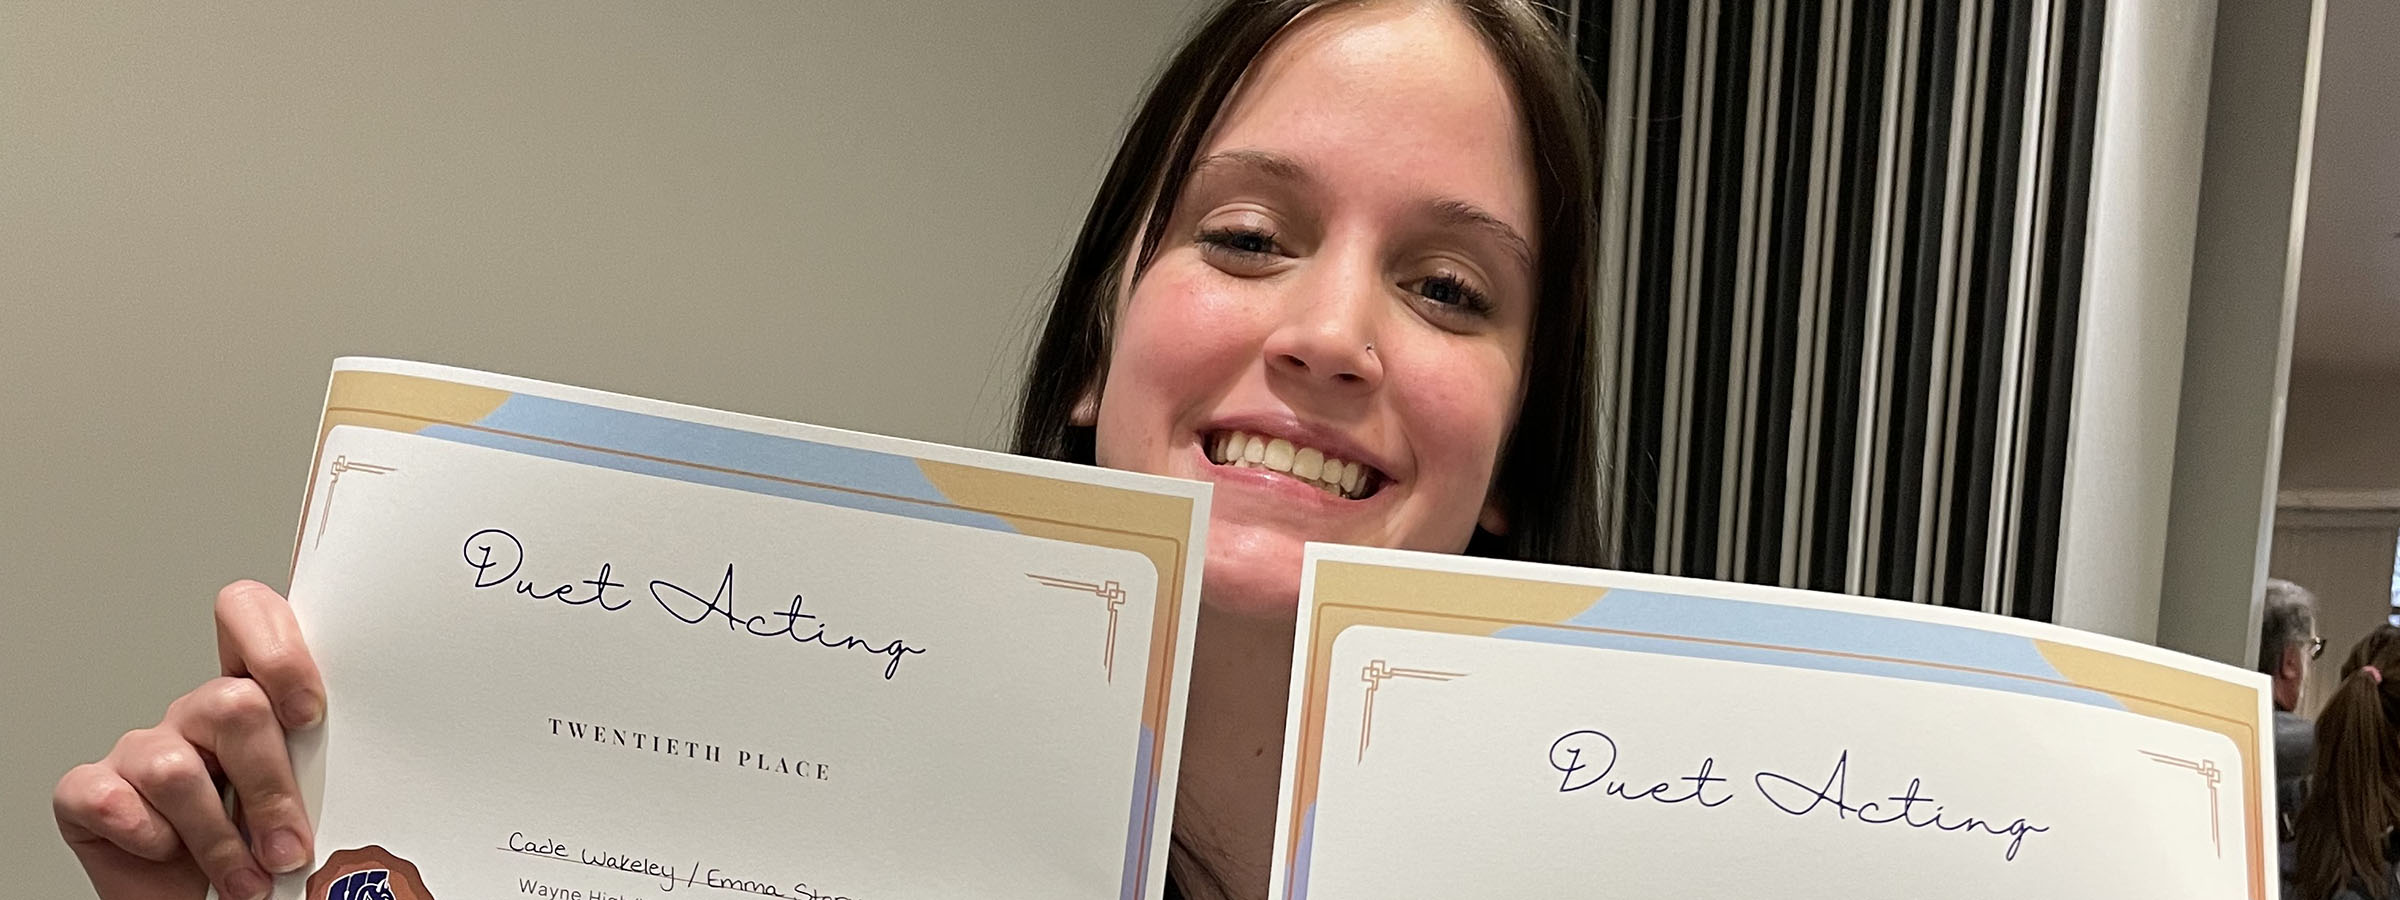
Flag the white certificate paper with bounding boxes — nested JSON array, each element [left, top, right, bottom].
[[276, 359, 1209, 900], [1271, 544, 2275, 899]]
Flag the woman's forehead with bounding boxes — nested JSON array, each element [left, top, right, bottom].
[[1199, 1, 1539, 241]]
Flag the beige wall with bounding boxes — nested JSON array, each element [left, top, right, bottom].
[[2156, 0, 2320, 668], [2271, 364, 2400, 712], [2280, 364, 2400, 492], [0, 1, 1198, 893]]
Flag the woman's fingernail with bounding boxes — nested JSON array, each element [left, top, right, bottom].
[[265, 828, 309, 873], [227, 868, 271, 900], [284, 690, 323, 729]]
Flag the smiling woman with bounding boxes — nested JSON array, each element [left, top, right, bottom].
[[51, 3, 1607, 900], [1010, 1, 1607, 896], [1015, 0, 1606, 591]]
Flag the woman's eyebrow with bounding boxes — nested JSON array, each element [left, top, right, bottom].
[[1425, 198, 1533, 270], [1191, 149, 1313, 185]]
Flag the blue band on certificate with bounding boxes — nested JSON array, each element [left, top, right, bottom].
[[1492, 590, 2125, 710], [425, 394, 1019, 533]]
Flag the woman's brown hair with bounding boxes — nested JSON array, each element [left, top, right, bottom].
[[1011, 0, 1610, 573], [2297, 625, 2400, 899]]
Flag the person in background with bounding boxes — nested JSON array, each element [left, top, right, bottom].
[[2267, 578, 2325, 894], [2294, 625, 2400, 900], [2268, 578, 2326, 788]]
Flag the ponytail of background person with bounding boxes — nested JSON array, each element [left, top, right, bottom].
[[2296, 626, 2400, 900]]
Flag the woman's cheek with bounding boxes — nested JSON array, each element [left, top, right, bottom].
[[1094, 261, 1257, 468], [1396, 345, 1521, 542], [1410, 346, 1520, 464]]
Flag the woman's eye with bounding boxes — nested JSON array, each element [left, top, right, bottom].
[[1414, 272, 1493, 315], [1197, 226, 1282, 259]]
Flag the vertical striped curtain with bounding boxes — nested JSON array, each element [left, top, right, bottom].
[[1550, 0, 2106, 621]]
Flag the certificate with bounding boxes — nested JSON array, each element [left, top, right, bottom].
[[277, 359, 1209, 900], [1270, 544, 2274, 899]]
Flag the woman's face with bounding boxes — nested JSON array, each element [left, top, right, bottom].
[[1092, 1, 1539, 617]]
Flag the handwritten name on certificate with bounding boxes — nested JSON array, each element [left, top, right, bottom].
[[1269, 545, 2275, 900], [276, 359, 1208, 900]]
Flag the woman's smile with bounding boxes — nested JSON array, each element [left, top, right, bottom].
[[1199, 418, 1392, 502]]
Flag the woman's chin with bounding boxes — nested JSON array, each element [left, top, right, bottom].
[[1197, 527, 1308, 620]]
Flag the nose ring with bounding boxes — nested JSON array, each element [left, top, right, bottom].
[[1364, 342, 1375, 355]]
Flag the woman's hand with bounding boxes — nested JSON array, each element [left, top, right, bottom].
[[53, 581, 326, 900]]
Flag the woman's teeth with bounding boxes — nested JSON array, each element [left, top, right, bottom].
[[1208, 431, 1373, 499]]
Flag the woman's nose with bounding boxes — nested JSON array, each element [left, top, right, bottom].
[[1263, 254, 1386, 390]]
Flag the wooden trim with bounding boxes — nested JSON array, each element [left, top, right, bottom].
[[2277, 489, 2400, 513]]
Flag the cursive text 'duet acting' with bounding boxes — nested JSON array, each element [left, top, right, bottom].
[[462, 528, 928, 680], [1548, 728, 2049, 861]]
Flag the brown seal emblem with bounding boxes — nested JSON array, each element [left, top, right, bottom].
[[305, 845, 438, 900]]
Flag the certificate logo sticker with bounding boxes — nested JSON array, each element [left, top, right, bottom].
[[307, 845, 437, 900]]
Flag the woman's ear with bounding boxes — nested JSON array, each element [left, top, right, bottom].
[[1069, 386, 1100, 427], [1479, 497, 1510, 536]]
